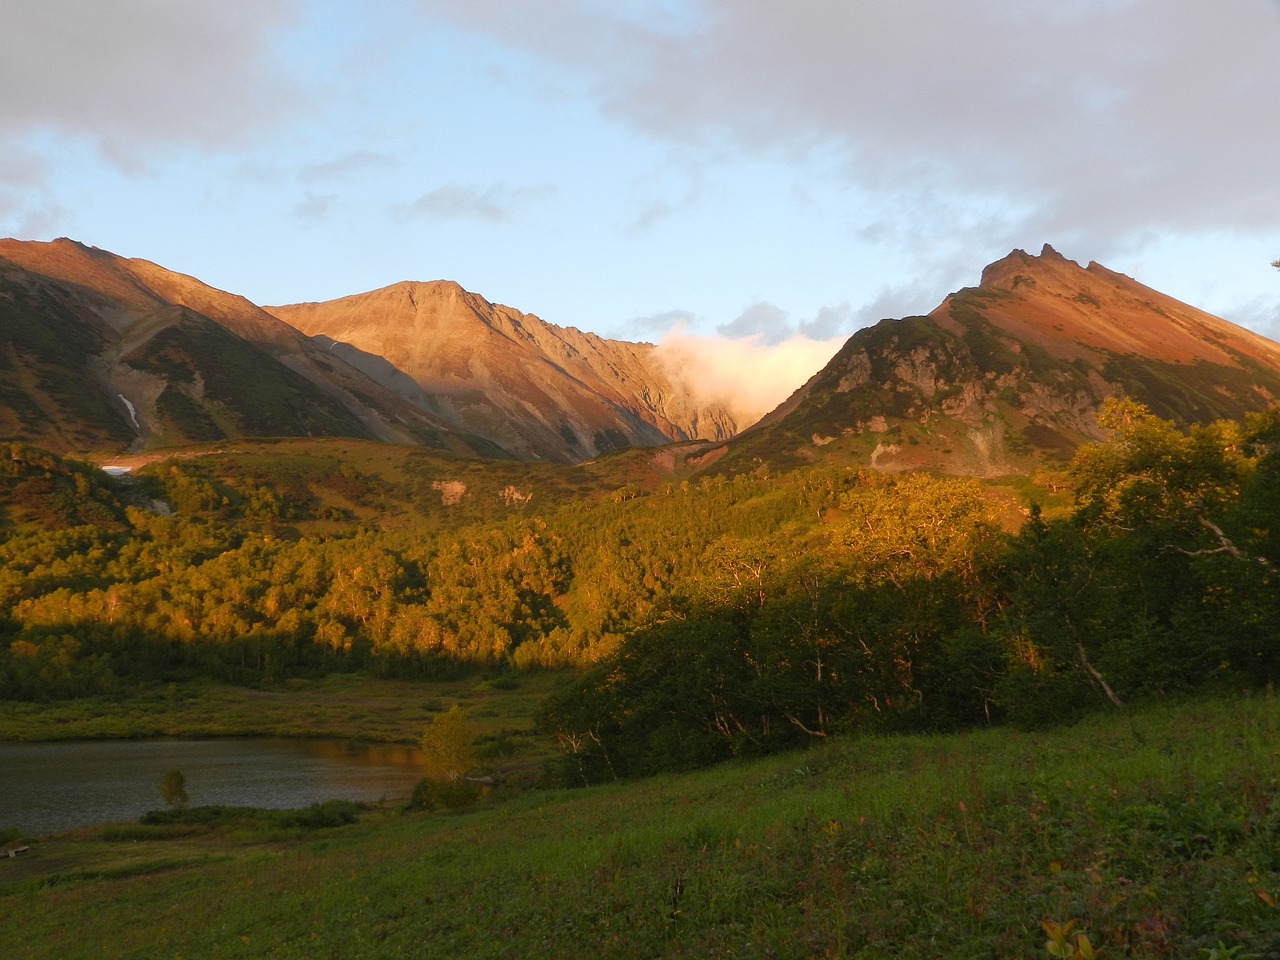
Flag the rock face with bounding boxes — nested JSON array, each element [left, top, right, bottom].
[[737, 245, 1280, 476], [0, 239, 507, 456], [267, 281, 738, 463]]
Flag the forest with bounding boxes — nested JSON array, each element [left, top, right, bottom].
[[1, 398, 1277, 781]]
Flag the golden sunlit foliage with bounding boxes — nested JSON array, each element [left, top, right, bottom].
[[1, 403, 1277, 780]]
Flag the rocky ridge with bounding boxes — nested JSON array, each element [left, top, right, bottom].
[[0, 239, 512, 456], [735, 245, 1280, 476], [267, 281, 738, 463]]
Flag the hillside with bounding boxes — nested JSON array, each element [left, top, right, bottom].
[[5, 695, 1279, 958], [724, 245, 1280, 476], [0, 239, 504, 456], [7, 238, 1278, 477], [267, 281, 739, 463]]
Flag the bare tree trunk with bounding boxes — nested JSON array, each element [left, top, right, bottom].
[[1076, 640, 1123, 708]]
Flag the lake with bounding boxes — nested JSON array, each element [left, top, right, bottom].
[[0, 738, 427, 837]]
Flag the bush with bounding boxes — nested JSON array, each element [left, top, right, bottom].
[[405, 776, 481, 812], [272, 800, 361, 829], [159, 769, 189, 809], [140, 800, 361, 832], [995, 662, 1099, 730]]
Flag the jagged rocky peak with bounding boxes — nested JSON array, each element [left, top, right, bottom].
[[728, 244, 1280, 478], [978, 243, 1076, 289]]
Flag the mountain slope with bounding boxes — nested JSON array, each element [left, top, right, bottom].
[[727, 245, 1280, 476], [267, 281, 738, 463], [0, 239, 512, 456]]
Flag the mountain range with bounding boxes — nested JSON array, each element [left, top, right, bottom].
[[0, 239, 734, 463], [2, 238, 1279, 475]]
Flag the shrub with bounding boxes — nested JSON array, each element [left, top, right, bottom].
[[405, 776, 481, 812]]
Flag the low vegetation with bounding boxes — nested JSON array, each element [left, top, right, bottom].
[[3, 694, 1278, 958]]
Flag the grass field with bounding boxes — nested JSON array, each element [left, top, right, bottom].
[[5, 690, 1279, 958], [0, 671, 566, 747]]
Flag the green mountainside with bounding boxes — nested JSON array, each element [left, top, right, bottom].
[[1, 399, 1277, 754]]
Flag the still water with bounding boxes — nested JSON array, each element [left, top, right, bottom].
[[0, 738, 427, 837]]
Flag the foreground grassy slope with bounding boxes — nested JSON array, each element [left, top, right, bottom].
[[5, 693, 1279, 959]]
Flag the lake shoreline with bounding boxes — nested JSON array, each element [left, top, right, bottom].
[[0, 736, 428, 837]]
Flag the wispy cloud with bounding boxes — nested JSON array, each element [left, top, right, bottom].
[[628, 309, 700, 339], [392, 182, 556, 223], [300, 151, 396, 184], [717, 302, 790, 343], [714, 299, 865, 346], [294, 191, 339, 223]]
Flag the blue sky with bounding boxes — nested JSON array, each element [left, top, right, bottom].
[[4, 0, 1280, 377]]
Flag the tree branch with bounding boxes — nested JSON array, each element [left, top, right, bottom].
[[1168, 515, 1274, 570], [783, 713, 828, 737]]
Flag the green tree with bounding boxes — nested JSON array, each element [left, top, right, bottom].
[[998, 399, 1276, 714], [159, 769, 189, 810], [418, 705, 475, 782]]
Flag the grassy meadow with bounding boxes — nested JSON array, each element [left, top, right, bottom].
[[4, 691, 1279, 958], [0, 672, 564, 745]]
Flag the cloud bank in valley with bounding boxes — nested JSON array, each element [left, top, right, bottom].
[[653, 327, 846, 428]]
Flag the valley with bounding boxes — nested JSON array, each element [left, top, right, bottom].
[[3, 238, 1279, 956]]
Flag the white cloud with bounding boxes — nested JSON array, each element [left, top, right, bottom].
[[711, 299, 872, 346], [800, 303, 855, 340], [654, 327, 846, 426], [717, 301, 790, 343], [0, 0, 304, 234], [0, 0, 301, 153], [412, 0, 1280, 264]]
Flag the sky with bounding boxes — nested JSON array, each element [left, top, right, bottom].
[[4, 0, 1280, 411]]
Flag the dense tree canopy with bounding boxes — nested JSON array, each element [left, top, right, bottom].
[[1, 402, 1276, 779]]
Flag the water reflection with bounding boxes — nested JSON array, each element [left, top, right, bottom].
[[0, 738, 427, 837]]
